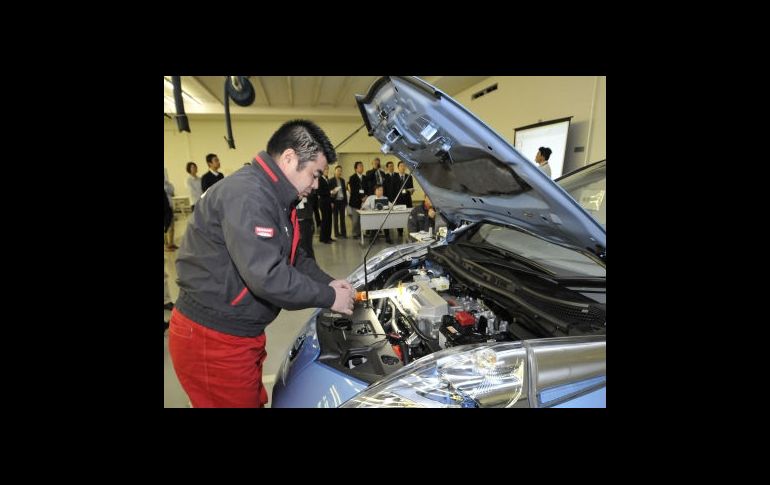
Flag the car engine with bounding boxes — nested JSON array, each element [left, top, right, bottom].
[[313, 249, 605, 384], [374, 268, 517, 360]]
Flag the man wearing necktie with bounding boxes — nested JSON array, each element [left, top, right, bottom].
[[365, 157, 386, 196], [317, 165, 334, 243], [347, 161, 369, 239], [394, 161, 415, 241], [329, 165, 348, 238]]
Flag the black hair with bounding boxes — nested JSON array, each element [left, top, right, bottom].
[[205, 153, 218, 164], [354, 161, 363, 170], [185, 161, 197, 174], [267, 119, 337, 169], [538, 147, 552, 161]]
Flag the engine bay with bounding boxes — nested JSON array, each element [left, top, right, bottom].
[[314, 245, 606, 384]]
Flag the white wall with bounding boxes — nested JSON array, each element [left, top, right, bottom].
[[452, 76, 606, 174]]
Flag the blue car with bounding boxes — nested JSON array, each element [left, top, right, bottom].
[[272, 77, 606, 408]]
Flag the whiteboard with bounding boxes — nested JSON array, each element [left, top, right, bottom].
[[513, 116, 572, 179]]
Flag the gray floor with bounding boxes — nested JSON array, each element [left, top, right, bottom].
[[164, 214, 406, 408]]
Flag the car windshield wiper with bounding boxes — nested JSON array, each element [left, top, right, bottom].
[[455, 242, 556, 277]]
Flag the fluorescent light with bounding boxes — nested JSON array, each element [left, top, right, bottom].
[[163, 77, 202, 105]]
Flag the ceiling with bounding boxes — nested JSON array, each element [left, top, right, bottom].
[[164, 76, 490, 120]]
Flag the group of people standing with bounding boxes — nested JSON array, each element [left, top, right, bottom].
[[347, 157, 415, 241], [298, 156, 416, 248]]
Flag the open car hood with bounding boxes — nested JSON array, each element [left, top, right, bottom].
[[356, 76, 605, 263]]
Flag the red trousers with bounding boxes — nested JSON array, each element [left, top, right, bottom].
[[168, 308, 269, 408]]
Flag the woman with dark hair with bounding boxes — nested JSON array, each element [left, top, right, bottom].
[[186, 161, 203, 211]]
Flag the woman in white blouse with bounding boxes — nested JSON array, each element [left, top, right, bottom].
[[186, 161, 203, 211]]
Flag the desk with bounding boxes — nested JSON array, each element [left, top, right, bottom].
[[172, 196, 191, 222], [172, 196, 191, 213], [356, 209, 411, 244]]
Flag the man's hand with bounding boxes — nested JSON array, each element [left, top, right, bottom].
[[329, 279, 354, 291], [330, 283, 355, 315], [428, 208, 436, 219]]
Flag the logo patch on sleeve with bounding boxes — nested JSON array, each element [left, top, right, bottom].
[[255, 226, 275, 238]]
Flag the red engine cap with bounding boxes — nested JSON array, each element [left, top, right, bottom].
[[455, 311, 476, 327]]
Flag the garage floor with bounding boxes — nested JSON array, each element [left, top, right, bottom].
[[164, 214, 408, 408]]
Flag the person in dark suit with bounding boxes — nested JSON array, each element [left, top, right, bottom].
[[383, 160, 397, 202], [363, 158, 386, 239], [296, 195, 316, 259], [393, 161, 415, 241], [317, 165, 334, 243], [201, 153, 225, 193], [329, 165, 348, 238], [394, 161, 415, 207], [347, 160, 369, 239], [379, 160, 397, 242], [365, 157, 386, 196], [306, 190, 321, 230]]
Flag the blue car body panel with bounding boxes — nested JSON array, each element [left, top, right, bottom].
[[272, 311, 369, 408], [273, 360, 369, 408]]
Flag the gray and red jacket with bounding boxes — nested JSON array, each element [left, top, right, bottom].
[[175, 151, 335, 337]]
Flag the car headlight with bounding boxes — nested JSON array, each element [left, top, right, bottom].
[[340, 342, 528, 408]]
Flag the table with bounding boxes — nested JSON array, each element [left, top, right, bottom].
[[172, 196, 191, 213], [356, 209, 411, 244], [172, 196, 191, 222]]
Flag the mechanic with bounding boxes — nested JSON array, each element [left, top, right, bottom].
[[169, 119, 355, 408]]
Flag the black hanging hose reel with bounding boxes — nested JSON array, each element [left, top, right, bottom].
[[224, 76, 255, 149], [226, 76, 255, 106]]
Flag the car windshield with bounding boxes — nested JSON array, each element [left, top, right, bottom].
[[465, 223, 606, 278], [556, 160, 606, 227]]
